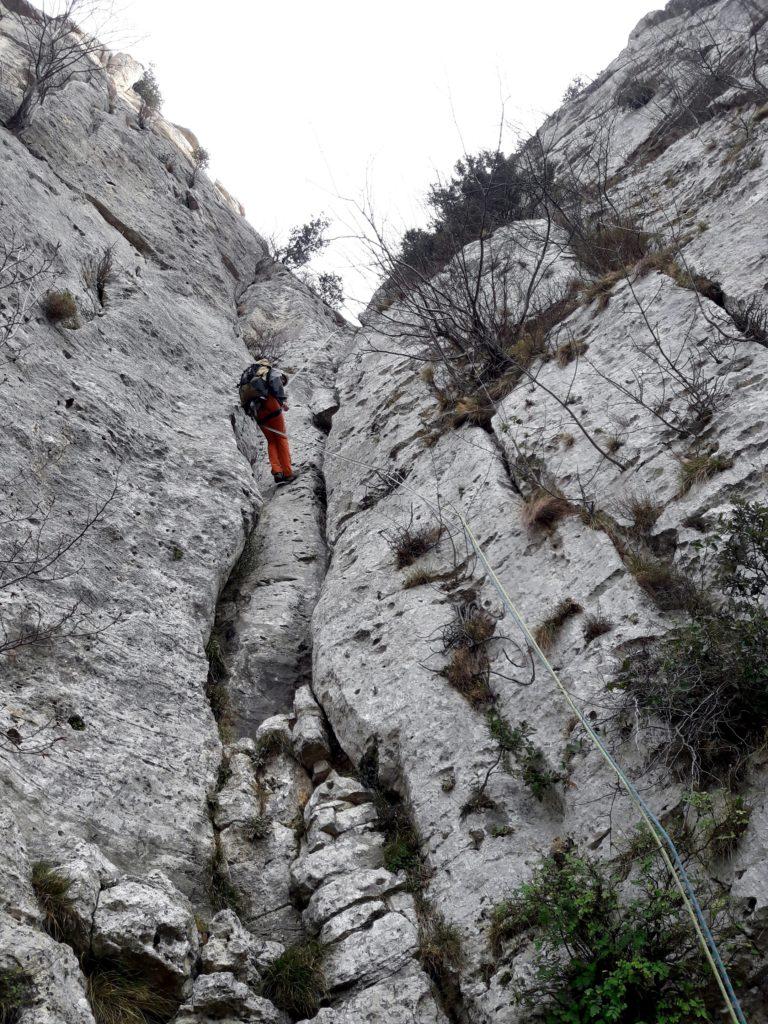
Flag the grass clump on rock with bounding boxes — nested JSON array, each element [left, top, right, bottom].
[[533, 597, 582, 652], [0, 968, 34, 1024], [31, 861, 78, 942], [84, 958, 177, 1024], [260, 940, 326, 1019]]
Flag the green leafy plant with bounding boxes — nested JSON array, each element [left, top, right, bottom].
[[0, 968, 33, 1024], [487, 711, 561, 800], [260, 940, 326, 1019], [489, 853, 716, 1023], [134, 67, 162, 129], [31, 862, 78, 942], [618, 504, 768, 780]]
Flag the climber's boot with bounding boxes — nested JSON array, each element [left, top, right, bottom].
[[275, 472, 297, 487]]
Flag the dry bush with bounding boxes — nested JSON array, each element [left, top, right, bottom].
[[582, 612, 613, 644], [521, 491, 571, 531], [43, 289, 77, 325], [614, 490, 663, 534], [444, 647, 495, 707], [727, 294, 768, 346], [570, 216, 654, 278], [81, 247, 115, 308], [624, 553, 702, 612], [533, 597, 582, 652], [615, 77, 657, 110], [384, 511, 444, 570]]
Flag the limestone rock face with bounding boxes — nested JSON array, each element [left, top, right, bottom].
[[3, 0, 768, 1022], [91, 871, 200, 996]]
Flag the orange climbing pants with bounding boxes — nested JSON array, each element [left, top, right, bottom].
[[257, 395, 293, 476]]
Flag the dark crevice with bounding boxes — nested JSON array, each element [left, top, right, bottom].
[[85, 194, 171, 269]]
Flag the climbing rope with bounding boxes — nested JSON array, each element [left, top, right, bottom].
[[256, 422, 748, 1024]]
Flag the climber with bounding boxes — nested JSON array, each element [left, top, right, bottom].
[[239, 359, 296, 485]]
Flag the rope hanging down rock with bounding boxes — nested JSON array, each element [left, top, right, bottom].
[[255, 420, 748, 1024]]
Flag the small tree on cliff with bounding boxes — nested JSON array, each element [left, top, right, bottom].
[[5, 0, 117, 134], [274, 216, 330, 269]]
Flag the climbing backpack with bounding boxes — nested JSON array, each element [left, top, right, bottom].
[[238, 360, 271, 411]]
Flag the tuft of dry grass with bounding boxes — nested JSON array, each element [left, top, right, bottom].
[[533, 598, 583, 652], [555, 336, 588, 367], [521, 491, 571, 531], [581, 270, 624, 310], [624, 553, 702, 612], [403, 567, 444, 590], [445, 647, 495, 707], [582, 612, 613, 644], [615, 491, 663, 535], [677, 452, 733, 496], [85, 959, 178, 1024]]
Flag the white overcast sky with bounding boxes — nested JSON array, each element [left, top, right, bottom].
[[114, 0, 656, 313]]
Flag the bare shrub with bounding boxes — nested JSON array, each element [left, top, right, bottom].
[[0, 235, 56, 350], [615, 77, 657, 110], [727, 294, 768, 346], [5, 0, 121, 133], [383, 510, 443, 569], [81, 245, 114, 307], [570, 216, 654, 278], [0, 479, 118, 668], [441, 602, 498, 708]]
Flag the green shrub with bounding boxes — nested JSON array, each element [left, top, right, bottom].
[[683, 790, 751, 857], [275, 216, 329, 269], [260, 940, 326, 1019], [43, 289, 77, 326], [31, 862, 78, 942], [84, 958, 177, 1024], [489, 853, 714, 1023], [0, 969, 33, 1024], [134, 68, 162, 129], [618, 503, 768, 780], [206, 839, 243, 916], [487, 711, 561, 800]]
